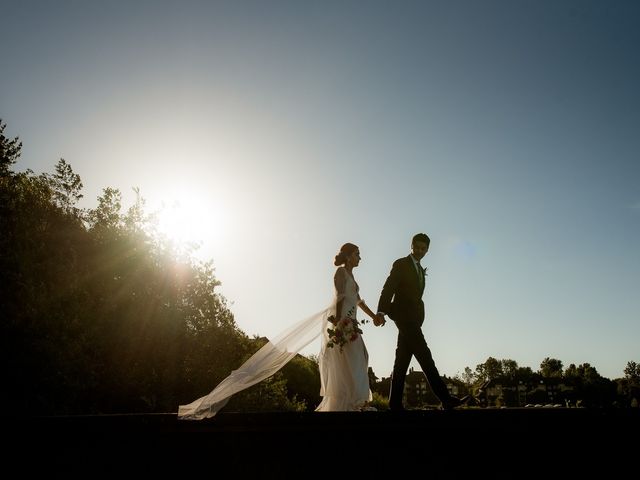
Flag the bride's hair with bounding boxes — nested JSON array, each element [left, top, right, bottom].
[[334, 243, 358, 266]]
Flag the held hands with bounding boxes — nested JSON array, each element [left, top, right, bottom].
[[373, 313, 386, 327]]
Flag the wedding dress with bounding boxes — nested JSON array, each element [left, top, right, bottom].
[[178, 267, 371, 420], [316, 267, 372, 411]]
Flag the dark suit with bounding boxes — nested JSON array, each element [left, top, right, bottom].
[[377, 255, 452, 409]]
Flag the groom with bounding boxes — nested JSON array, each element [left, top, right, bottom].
[[376, 233, 463, 411]]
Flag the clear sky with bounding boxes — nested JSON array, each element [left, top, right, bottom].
[[2, 0, 639, 381]]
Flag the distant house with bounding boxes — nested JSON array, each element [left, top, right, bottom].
[[375, 368, 466, 408], [401, 368, 436, 407], [377, 369, 622, 408], [476, 377, 574, 407]]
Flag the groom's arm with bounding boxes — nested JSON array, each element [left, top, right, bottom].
[[377, 259, 402, 317]]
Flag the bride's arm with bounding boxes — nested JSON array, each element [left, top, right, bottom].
[[357, 297, 378, 322]]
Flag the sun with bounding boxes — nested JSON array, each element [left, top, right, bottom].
[[154, 192, 227, 254]]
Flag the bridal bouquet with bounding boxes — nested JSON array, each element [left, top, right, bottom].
[[326, 307, 365, 352]]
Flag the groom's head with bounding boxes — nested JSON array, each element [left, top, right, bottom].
[[411, 233, 430, 260]]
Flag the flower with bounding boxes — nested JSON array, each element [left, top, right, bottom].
[[326, 307, 367, 352]]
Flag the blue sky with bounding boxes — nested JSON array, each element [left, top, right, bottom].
[[2, 0, 639, 380]]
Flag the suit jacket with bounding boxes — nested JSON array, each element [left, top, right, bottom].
[[377, 255, 426, 325]]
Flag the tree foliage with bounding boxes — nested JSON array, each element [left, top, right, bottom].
[[539, 357, 564, 378], [475, 357, 503, 382], [0, 119, 22, 175], [624, 361, 639, 384], [0, 119, 319, 414]]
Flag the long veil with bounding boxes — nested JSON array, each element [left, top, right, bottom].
[[178, 304, 333, 420]]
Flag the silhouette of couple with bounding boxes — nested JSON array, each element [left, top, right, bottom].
[[178, 233, 463, 419]]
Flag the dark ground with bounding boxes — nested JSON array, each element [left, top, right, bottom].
[[5, 408, 637, 477]]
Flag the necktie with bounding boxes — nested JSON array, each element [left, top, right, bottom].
[[416, 263, 424, 289]]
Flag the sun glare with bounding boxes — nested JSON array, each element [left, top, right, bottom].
[[154, 193, 228, 254]]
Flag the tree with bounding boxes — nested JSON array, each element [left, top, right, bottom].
[[514, 366, 534, 384], [562, 363, 616, 407], [540, 357, 564, 378], [0, 122, 274, 414], [124, 187, 147, 231], [45, 158, 83, 216], [475, 357, 503, 382], [461, 366, 476, 388], [501, 359, 519, 381], [0, 119, 21, 176], [620, 361, 640, 407], [89, 187, 122, 231], [280, 354, 321, 411], [0, 129, 91, 414], [624, 361, 640, 384], [234, 373, 307, 412]]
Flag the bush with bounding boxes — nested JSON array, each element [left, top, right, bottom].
[[370, 391, 389, 411]]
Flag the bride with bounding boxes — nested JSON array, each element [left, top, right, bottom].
[[316, 242, 380, 411], [178, 242, 382, 419]]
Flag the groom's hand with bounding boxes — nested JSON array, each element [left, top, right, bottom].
[[373, 313, 386, 327]]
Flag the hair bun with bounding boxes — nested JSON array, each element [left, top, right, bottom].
[[333, 242, 358, 266]]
